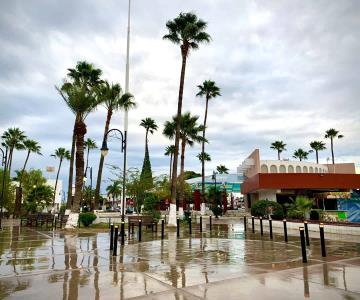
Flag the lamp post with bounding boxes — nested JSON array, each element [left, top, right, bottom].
[[0, 146, 8, 229], [212, 171, 218, 206], [100, 128, 127, 245], [84, 166, 93, 210]]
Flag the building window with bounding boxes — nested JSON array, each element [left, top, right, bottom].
[[288, 165, 294, 173], [270, 165, 278, 173], [279, 165, 286, 173], [261, 164, 268, 173], [296, 166, 301, 173]]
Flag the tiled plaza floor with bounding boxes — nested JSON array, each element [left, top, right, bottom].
[[0, 221, 359, 299]]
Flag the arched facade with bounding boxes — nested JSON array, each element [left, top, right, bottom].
[[279, 165, 286, 173], [261, 164, 268, 173], [258, 160, 328, 174], [270, 165, 278, 173]]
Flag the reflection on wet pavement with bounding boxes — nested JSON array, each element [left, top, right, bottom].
[[0, 222, 359, 299]]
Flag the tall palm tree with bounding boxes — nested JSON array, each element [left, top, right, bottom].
[[197, 152, 211, 163], [309, 141, 326, 164], [19, 139, 42, 188], [106, 180, 122, 210], [57, 61, 102, 213], [164, 145, 175, 181], [196, 80, 221, 205], [1, 127, 26, 176], [293, 149, 311, 161], [325, 128, 344, 164], [270, 141, 287, 160], [216, 165, 229, 174], [84, 138, 97, 171], [163, 12, 211, 224], [94, 81, 135, 209], [140, 118, 158, 188], [51, 148, 71, 206], [164, 113, 205, 209]]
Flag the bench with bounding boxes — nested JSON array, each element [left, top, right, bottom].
[[20, 214, 69, 229], [128, 215, 157, 234]]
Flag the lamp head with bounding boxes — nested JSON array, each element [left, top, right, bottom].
[[100, 140, 109, 157]]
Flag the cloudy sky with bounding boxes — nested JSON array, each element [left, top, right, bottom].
[[1, 0, 359, 193]]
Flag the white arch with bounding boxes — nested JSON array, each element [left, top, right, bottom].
[[261, 164, 269, 173], [288, 165, 294, 173], [309, 166, 314, 173], [270, 165, 278, 173], [279, 165, 286, 173], [296, 166, 302, 173], [303, 166, 308, 173], [315, 167, 318, 173]]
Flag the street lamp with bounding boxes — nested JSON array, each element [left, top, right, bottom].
[[0, 146, 8, 229], [212, 171, 218, 206], [100, 128, 127, 245], [84, 166, 93, 210]]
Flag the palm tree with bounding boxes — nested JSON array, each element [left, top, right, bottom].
[[140, 118, 158, 188], [51, 148, 71, 206], [84, 138, 97, 171], [94, 81, 135, 210], [164, 113, 205, 209], [1, 127, 26, 176], [270, 141, 287, 160], [216, 165, 229, 174], [293, 149, 311, 161], [106, 180, 122, 210], [164, 145, 175, 181], [19, 139, 42, 188], [163, 12, 211, 224], [196, 80, 221, 205], [325, 128, 344, 164], [57, 61, 102, 213], [197, 152, 211, 163], [309, 141, 326, 164]]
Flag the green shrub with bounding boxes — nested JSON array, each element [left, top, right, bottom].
[[212, 206, 223, 218], [143, 193, 161, 221], [79, 212, 97, 227], [287, 210, 305, 220], [285, 196, 313, 220], [251, 200, 284, 219]]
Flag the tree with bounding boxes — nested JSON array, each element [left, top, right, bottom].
[[140, 118, 158, 189], [14, 169, 47, 201], [23, 185, 54, 214], [293, 148, 311, 161], [309, 141, 326, 164], [57, 61, 102, 213], [163, 12, 211, 225], [197, 152, 211, 163], [164, 113, 205, 210], [0, 169, 15, 213], [325, 128, 344, 164], [106, 180, 122, 210], [51, 148, 70, 206], [19, 139, 42, 188], [183, 170, 201, 180], [84, 138, 97, 171], [270, 141, 287, 160], [164, 145, 175, 181], [216, 165, 229, 174], [196, 80, 221, 206], [1, 127, 26, 176], [94, 81, 135, 210]]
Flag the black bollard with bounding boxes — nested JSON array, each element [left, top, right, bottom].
[[54, 218, 57, 230], [110, 224, 114, 250], [131, 223, 134, 234], [189, 216, 192, 235], [243, 216, 247, 232], [161, 219, 165, 239], [260, 217, 263, 236], [209, 215, 212, 231], [138, 220, 142, 242], [269, 219, 273, 239], [128, 221, 131, 237], [251, 216, 255, 233], [120, 222, 125, 246], [283, 219, 288, 242], [113, 226, 118, 256], [177, 218, 180, 237], [200, 216, 202, 233], [304, 221, 310, 246], [319, 223, 326, 257], [299, 227, 307, 263]]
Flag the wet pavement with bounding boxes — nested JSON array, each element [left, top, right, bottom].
[[0, 221, 360, 299]]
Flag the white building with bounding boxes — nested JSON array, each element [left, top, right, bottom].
[[46, 179, 63, 209]]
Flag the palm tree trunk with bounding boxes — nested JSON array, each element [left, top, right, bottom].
[[94, 109, 113, 209], [278, 151, 280, 160], [73, 120, 86, 213], [53, 158, 63, 206], [201, 97, 209, 207], [331, 138, 334, 164], [169, 46, 188, 226], [316, 150, 319, 164], [66, 124, 76, 209], [7, 148, 13, 177], [179, 138, 186, 210], [85, 147, 90, 171], [19, 150, 30, 188], [169, 153, 173, 181]]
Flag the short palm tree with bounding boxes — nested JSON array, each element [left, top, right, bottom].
[[196, 80, 221, 205], [84, 138, 97, 171], [106, 180, 122, 210], [1, 127, 26, 176], [216, 165, 229, 174], [163, 12, 211, 223], [51, 148, 71, 206], [94, 81, 135, 209], [140, 118, 158, 188], [164, 112, 206, 208], [309, 141, 326, 164], [19, 139, 42, 188], [325, 128, 343, 164], [164, 145, 175, 181], [197, 152, 211, 163], [270, 141, 287, 160], [57, 61, 102, 213], [293, 148, 311, 161]]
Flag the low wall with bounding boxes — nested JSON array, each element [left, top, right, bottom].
[[247, 218, 360, 236]]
